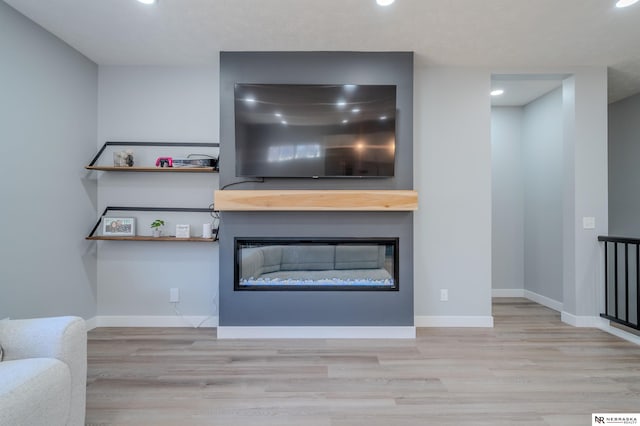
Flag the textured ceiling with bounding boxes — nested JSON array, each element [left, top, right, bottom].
[[4, 0, 640, 103]]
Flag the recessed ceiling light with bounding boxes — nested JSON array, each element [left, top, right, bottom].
[[336, 100, 347, 108], [616, 0, 639, 7], [379, 116, 387, 120], [351, 108, 361, 114], [244, 97, 256, 103], [490, 89, 505, 96], [342, 119, 349, 124], [137, 0, 157, 4], [377, 0, 395, 6]]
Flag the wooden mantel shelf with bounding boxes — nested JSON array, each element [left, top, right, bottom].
[[214, 190, 418, 211]]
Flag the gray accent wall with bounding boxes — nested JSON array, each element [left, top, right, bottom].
[[221, 212, 413, 326], [218, 52, 414, 326], [607, 90, 640, 324], [219, 52, 413, 191], [0, 2, 98, 319], [609, 92, 640, 237]]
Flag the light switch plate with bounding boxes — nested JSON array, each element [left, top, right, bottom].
[[583, 217, 596, 229]]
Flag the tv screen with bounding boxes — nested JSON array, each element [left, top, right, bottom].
[[234, 84, 396, 178]]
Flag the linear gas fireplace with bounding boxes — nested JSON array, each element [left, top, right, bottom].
[[235, 238, 399, 291]]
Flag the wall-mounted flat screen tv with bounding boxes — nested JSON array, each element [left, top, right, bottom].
[[234, 84, 396, 178]]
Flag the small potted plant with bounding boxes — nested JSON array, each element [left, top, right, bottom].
[[150, 219, 165, 237]]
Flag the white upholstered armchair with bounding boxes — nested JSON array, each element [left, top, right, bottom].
[[0, 316, 87, 426]]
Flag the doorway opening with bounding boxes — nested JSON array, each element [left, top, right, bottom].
[[491, 73, 570, 317]]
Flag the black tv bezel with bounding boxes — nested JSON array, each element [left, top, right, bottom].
[[233, 83, 397, 179], [234, 237, 400, 292]]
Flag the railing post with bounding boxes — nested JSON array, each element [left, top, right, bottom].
[[615, 242, 619, 319], [604, 241, 608, 317], [625, 243, 629, 322], [598, 236, 640, 330]]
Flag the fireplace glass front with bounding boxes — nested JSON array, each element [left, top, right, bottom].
[[235, 238, 399, 291]]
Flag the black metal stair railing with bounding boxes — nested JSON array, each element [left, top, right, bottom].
[[598, 236, 640, 330]]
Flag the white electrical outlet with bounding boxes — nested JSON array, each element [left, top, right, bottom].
[[169, 288, 179, 303], [440, 289, 449, 302]]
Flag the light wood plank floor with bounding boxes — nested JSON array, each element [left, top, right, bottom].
[[86, 299, 640, 426]]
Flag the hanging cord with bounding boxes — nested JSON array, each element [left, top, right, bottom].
[[220, 178, 264, 190], [171, 302, 216, 329], [186, 153, 216, 159]]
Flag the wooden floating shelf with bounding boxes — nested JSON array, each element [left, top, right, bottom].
[[86, 236, 215, 242], [214, 190, 418, 211], [85, 166, 217, 173]]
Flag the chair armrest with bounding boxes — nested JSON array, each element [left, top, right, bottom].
[[0, 316, 85, 362], [0, 316, 87, 426]]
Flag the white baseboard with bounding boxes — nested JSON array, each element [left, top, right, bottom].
[[85, 316, 98, 331], [491, 288, 563, 312], [561, 312, 640, 346], [414, 316, 494, 328], [217, 326, 415, 339], [89, 315, 218, 329], [524, 290, 563, 312], [87, 315, 492, 332], [492, 289, 525, 298], [598, 321, 640, 346], [560, 311, 603, 328]]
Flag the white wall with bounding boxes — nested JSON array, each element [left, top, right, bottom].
[[96, 65, 220, 324], [414, 65, 493, 322], [96, 61, 498, 327], [418, 66, 607, 326], [562, 70, 608, 322], [491, 107, 524, 291], [0, 2, 98, 319], [81, 62, 612, 327], [523, 88, 564, 302], [92, 63, 605, 328], [0, 2, 606, 327]]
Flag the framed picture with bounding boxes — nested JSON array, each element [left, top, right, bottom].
[[103, 217, 135, 236]]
